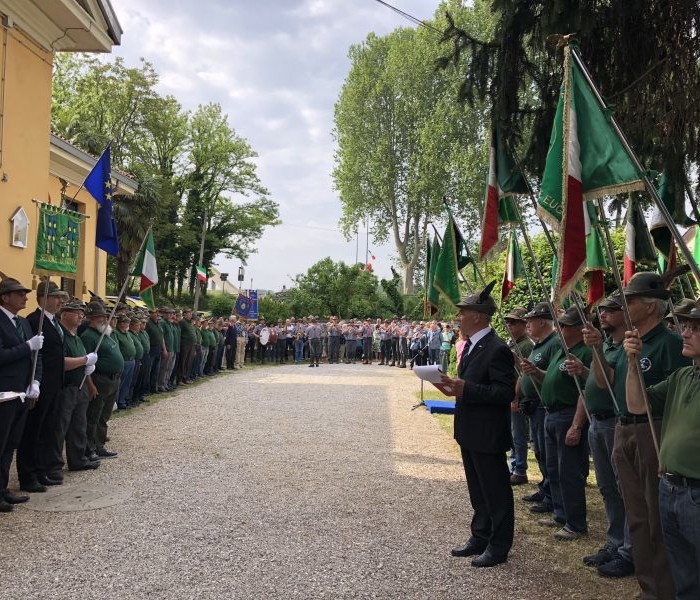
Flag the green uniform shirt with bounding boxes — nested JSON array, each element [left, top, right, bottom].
[[541, 341, 592, 410], [195, 328, 202, 344], [584, 341, 622, 414], [81, 327, 124, 375], [180, 319, 196, 344], [62, 328, 87, 386], [146, 319, 163, 348], [160, 320, 174, 352], [646, 366, 700, 479], [130, 331, 143, 360], [114, 329, 136, 361], [520, 332, 560, 399], [172, 324, 181, 352], [609, 322, 690, 416], [138, 330, 150, 354]]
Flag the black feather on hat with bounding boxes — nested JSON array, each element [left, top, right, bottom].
[[455, 280, 498, 316]]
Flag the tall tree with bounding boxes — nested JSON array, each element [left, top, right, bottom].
[[333, 4, 492, 294]]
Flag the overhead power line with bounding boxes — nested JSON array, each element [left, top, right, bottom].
[[372, 0, 442, 34]]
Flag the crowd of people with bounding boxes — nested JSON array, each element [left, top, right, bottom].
[[440, 272, 700, 599]]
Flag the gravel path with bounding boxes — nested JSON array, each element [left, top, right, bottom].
[[2, 364, 614, 599]]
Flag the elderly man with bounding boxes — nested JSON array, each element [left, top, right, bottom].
[[625, 306, 700, 599], [57, 299, 99, 471], [81, 301, 122, 459], [0, 278, 42, 511], [605, 273, 689, 599], [17, 280, 65, 490], [440, 282, 516, 567]]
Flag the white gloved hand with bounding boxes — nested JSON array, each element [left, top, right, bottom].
[[85, 364, 96, 376], [85, 352, 98, 367], [26, 380, 40, 399], [26, 335, 44, 351]]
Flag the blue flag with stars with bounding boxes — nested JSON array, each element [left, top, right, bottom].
[[84, 144, 119, 256]]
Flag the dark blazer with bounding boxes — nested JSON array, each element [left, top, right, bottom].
[[0, 310, 41, 394], [27, 308, 64, 391], [455, 329, 516, 454]]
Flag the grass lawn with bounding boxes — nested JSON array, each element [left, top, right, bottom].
[[422, 390, 639, 599]]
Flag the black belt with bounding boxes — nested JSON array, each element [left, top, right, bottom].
[[544, 406, 575, 414], [617, 414, 663, 425], [664, 473, 700, 488], [591, 412, 616, 420]]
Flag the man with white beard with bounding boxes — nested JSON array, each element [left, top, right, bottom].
[[81, 301, 123, 461]]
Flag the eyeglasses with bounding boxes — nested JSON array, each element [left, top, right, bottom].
[[681, 322, 700, 333]]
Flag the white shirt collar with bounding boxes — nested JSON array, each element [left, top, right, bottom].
[[0, 305, 18, 322], [466, 326, 492, 354]]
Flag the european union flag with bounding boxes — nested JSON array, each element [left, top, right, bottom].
[[234, 293, 251, 317], [84, 144, 119, 256]]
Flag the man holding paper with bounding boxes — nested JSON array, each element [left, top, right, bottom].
[[440, 282, 516, 567]]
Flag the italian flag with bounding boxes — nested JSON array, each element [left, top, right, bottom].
[[501, 228, 523, 300], [196, 265, 207, 283], [537, 44, 643, 303], [132, 230, 158, 309], [585, 202, 608, 306], [623, 196, 656, 284]]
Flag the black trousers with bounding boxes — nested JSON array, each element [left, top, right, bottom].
[[225, 343, 236, 369], [17, 384, 60, 484], [55, 385, 90, 470], [0, 398, 28, 492], [461, 446, 514, 556]]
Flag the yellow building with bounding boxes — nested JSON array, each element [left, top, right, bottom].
[[0, 0, 132, 310]]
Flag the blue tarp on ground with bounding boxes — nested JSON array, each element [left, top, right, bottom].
[[424, 400, 456, 414]]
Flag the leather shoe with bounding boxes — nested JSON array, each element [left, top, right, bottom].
[[85, 451, 100, 462], [510, 473, 528, 485], [96, 447, 118, 459], [3, 491, 29, 504], [38, 474, 62, 486], [69, 461, 100, 471], [47, 471, 64, 482], [451, 541, 487, 557], [19, 481, 47, 493], [0, 499, 13, 512], [530, 502, 554, 514], [522, 491, 544, 503], [471, 550, 508, 568]]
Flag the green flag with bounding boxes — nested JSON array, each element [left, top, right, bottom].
[[427, 236, 441, 314], [433, 220, 461, 307], [34, 202, 82, 277], [694, 226, 700, 286]]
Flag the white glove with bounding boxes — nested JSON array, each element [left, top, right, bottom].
[[85, 364, 96, 376], [85, 352, 98, 367], [26, 380, 40, 399], [26, 335, 44, 351]]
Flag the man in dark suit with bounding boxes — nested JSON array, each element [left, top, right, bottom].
[[0, 277, 43, 512], [17, 280, 66, 490], [441, 282, 516, 567]]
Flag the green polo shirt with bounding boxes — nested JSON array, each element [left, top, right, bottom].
[[114, 329, 136, 361], [520, 332, 560, 399], [180, 319, 196, 344], [172, 324, 181, 352], [81, 327, 124, 375], [146, 319, 163, 348], [584, 341, 623, 414], [160, 320, 174, 352], [541, 341, 592, 410], [130, 331, 143, 360], [62, 328, 87, 386], [138, 330, 150, 354], [646, 366, 700, 479], [609, 322, 690, 417]]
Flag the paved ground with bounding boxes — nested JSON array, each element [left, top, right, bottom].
[[2, 363, 627, 599]]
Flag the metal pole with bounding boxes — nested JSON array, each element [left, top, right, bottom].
[[29, 275, 51, 384], [570, 46, 700, 285], [193, 207, 208, 313]]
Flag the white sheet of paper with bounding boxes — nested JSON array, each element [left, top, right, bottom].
[[413, 364, 444, 383]]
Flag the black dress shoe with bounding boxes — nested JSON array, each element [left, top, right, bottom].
[[69, 461, 100, 471], [471, 550, 508, 568], [38, 474, 62, 486], [3, 491, 29, 504], [47, 471, 64, 482], [85, 451, 100, 462], [19, 481, 47, 493], [0, 499, 14, 512], [530, 502, 554, 514], [451, 541, 487, 557], [522, 491, 544, 503], [96, 447, 118, 459]]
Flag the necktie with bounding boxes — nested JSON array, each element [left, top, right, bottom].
[[53, 317, 64, 341], [461, 339, 472, 361], [13, 317, 25, 342]]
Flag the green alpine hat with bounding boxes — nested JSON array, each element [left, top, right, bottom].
[[455, 281, 498, 316], [623, 272, 671, 300]]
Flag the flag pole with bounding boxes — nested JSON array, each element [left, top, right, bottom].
[[569, 46, 700, 284], [79, 226, 152, 390], [29, 275, 51, 386]]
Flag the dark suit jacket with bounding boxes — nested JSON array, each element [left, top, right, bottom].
[[0, 310, 41, 394], [455, 329, 516, 454], [27, 308, 64, 392]]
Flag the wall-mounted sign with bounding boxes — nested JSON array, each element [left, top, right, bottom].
[[10, 207, 29, 248]]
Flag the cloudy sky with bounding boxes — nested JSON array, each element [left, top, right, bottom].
[[111, 0, 435, 291]]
